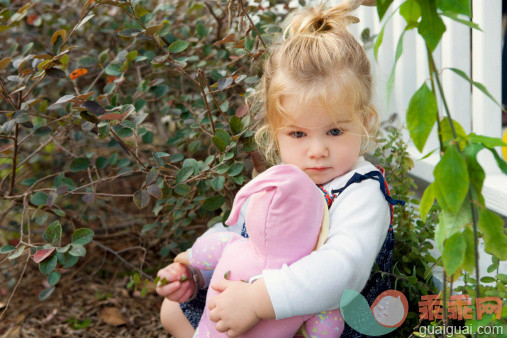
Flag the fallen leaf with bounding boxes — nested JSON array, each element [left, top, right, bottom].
[[99, 307, 127, 326], [1, 325, 20, 338]]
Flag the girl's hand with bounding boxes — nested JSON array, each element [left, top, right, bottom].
[[155, 262, 195, 303], [208, 278, 275, 337]]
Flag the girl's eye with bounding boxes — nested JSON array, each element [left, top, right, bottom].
[[327, 128, 343, 136], [289, 131, 306, 138]]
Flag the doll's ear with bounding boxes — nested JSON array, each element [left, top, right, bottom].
[[225, 165, 302, 226]]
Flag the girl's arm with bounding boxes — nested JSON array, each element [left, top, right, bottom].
[[208, 179, 390, 334], [262, 179, 391, 318]]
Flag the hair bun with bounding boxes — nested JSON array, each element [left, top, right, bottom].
[[283, 0, 365, 39]]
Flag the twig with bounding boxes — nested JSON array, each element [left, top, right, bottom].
[[92, 240, 153, 281], [197, 70, 216, 135], [0, 252, 31, 320]]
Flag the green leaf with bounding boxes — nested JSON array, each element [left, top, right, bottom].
[[126, 50, 138, 61], [433, 145, 469, 214], [229, 116, 243, 135], [1, 245, 15, 254], [211, 176, 225, 191], [440, 117, 467, 149], [436, 0, 470, 17], [133, 190, 150, 208], [487, 147, 507, 174], [69, 243, 86, 257], [386, 30, 406, 111], [419, 182, 435, 221], [170, 153, 184, 163], [462, 225, 475, 273], [478, 209, 507, 260], [39, 286, 56, 300], [117, 127, 133, 138], [202, 195, 225, 211], [463, 142, 486, 198], [30, 191, 48, 206], [56, 244, 71, 253], [147, 184, 162, 199], [105, 64, 122, 76], [52, 35, 63, 55], [168, 41, 189, 53], [8, 245, 25, 260], [44, 220, 62, 247], [417, 0, 446, 51], [134, 3, 149, 17], [400, 0, 421, 29], [70, 157, 91, 172], [215, 129, 230, 145], [469, 133, 507, 148], [48, 271, 61, 286], [441, 11, 480, 30], [145, 168, 159, 185], [374, 8, 398, 60], [154, 84, 169, 98], [442, 232, 466, 276], [95, 156, 107, 169], [228, 162, 244, 177], [176, 166, 193, 184], [212, 136, 227, 152], [39, 255, 57, 274], [436, 201, 472, 251], [377, 0, 394, 21], [72, 228, 94, 245], [196, 23, 209, 38], [174, 184, 191, 196], [449, 68, 500, 107], [118, 28, 142, 37], [406, 83, 437, 152]]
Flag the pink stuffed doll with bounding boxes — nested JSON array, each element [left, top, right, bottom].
[[186, 164, 344, 337]]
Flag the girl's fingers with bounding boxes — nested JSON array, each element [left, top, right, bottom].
[[215, 320, 229, 333], [155, 281, 180, 297], [177, 284, 194, 303], [168, 281, 191, 301], [208, 307, 220, 322]]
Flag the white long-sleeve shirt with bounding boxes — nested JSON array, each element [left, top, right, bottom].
[[196, 157, 391, 319]]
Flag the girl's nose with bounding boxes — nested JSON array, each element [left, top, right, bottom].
[[307, 138, 328, 159]]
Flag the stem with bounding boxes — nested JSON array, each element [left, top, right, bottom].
[[426, 48, 458, 140], [7, 124, 19, 196], [110, 129, 149, 171], [426, 44, 482, 320], [198, 70, 216, 136]]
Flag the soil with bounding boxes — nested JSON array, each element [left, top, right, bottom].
[[0, 250, 171, 337]]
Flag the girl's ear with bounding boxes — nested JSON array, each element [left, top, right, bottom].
[[363, 104, 378, 132]]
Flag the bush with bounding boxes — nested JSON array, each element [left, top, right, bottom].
[[0, 0, 290, 305]]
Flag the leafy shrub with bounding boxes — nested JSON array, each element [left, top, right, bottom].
[[0, 0, 291, 306]]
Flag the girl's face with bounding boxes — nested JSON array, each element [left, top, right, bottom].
[[276, 96, 364, 185]]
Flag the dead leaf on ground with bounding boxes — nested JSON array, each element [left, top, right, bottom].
[[1, 325, 20, 338], [99, 307, 127, 326]]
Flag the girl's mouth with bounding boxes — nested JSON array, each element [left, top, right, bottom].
[[306, 167, 330, 172]]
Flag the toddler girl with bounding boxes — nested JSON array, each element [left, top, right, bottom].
[[156, 0, 403, 337]]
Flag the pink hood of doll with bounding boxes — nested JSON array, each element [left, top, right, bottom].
[[225, 164, 323, 268]]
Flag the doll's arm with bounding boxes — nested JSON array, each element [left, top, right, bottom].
[[304, 309, 344, 337], [188, 232, 242, 271]]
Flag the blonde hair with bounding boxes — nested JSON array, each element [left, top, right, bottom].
[[250, 0, 378, 165]]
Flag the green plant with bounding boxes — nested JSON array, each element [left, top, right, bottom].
[[370, 122, 440, 336], [0, 0, 288, 317], [374, 0, 507, 336]]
